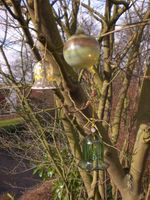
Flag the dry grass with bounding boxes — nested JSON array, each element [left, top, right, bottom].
[[0, 193, 14, 200], [19, 180, 52, 200]]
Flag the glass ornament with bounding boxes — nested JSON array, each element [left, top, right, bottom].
[[79, 135, 108, 171], [32, 61, 57, 90], [63, 32, 100, 68]]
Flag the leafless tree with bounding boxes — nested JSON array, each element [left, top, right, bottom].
[[0, 0, 150, 200]]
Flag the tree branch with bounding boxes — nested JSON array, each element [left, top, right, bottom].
[[130, 124, 150, 197], [70, 0, 79, 35], [0, 0, 18, 19], [110, 0, 129, 8], [111, 11, 150, 143], [129, 58, 150, 197], [81, 2, 108, 30], [10, 0, 41, 60]]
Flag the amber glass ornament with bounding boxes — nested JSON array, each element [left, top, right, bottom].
[[63, 32, 99, 68], [32, 61, 57, 89]]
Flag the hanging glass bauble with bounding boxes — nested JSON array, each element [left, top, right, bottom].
[[63, 32, 100, 68], [78, 135, 108, 171], [32, 61, 57, 90]]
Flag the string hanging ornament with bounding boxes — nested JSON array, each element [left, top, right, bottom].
[[32, 60, 57, 90], [78, 132, 109, 171], [32, 42, 59, 90], [63, 1, 100, 69]]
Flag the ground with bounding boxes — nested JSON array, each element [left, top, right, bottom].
[[0, 149, 41, 199]]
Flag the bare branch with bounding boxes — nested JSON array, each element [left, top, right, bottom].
[[0, 0, 18, 19], [70, 0, 80, 34], [81, 2, 107, 28], [9, 0, 41, 60], [110, 0, 129, 8]]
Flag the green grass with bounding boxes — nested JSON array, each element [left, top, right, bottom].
[[0, 117, 23, 128]]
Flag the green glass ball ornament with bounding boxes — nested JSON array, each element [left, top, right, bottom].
[[63, 31, 100, 68]]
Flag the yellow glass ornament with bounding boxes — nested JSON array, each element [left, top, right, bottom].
[[32, 61, 57, 90]]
